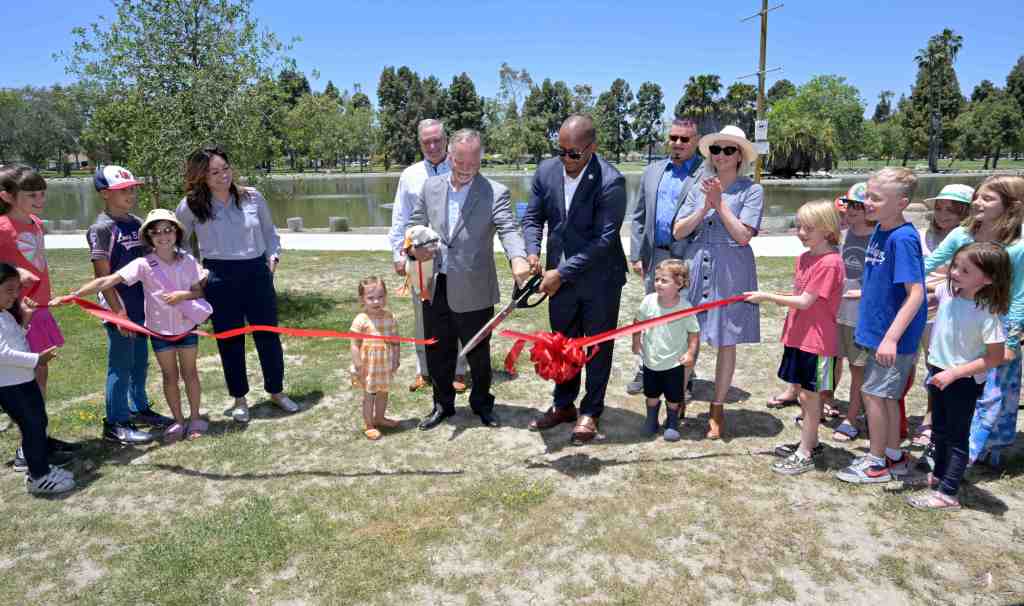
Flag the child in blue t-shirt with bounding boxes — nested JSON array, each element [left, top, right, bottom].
[[837, 168, 927, 485]]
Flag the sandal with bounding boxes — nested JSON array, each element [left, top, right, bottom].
[[832, 420, 859, 442], [163, 422, 187, 444], [767, 394, 798, 409], [794, 415, 826, 428], [187, 418, 208, 440], [907, 490, 961, 511], [364, 428, 382, 441], [570, 415, 598, 446], [912, 425, 933, 447]]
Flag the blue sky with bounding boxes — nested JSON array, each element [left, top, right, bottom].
[[3, 1, 1021, 116]]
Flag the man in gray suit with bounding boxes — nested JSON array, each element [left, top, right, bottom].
[[626, 118, 703, 395], [409, 129, 531, 430]]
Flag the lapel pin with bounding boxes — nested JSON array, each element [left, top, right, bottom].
[[588, 173, 594, 180]]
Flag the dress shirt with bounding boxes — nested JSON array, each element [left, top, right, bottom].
[[388, 158, 451, 262], [654, 156, 698, 247], [175, 188, 281, 261], [439, 175, 471, 273], [562, 167, 586, 215]]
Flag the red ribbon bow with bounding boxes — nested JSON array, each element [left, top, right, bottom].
[[501, 295, 748, 383]]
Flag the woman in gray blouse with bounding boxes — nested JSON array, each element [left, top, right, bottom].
[[176, 146, 298, 422], [673, 126, 764, 440]]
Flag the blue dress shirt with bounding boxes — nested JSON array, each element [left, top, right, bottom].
[[654, 157, 697, 247]]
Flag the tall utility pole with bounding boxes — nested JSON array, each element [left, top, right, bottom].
[[741, 1, 782, 183]]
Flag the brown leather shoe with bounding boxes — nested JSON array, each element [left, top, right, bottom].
[[571, 415, 598, 445], [528, 405, 578, 431], [409, 375, 428, 392], [453, 375, 468, 393], [706, 403, 724, 440]]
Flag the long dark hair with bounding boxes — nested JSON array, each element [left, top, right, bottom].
[[0, 263, 24, 325], [184, 146, 245, 222], [0, 164, 46, 216], [948, 242, 1011, 316]]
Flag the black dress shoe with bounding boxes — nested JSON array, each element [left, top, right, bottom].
[[478, 410, 501, 428], [418, 407, 454, 431]]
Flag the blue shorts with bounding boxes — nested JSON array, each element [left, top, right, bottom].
[[777, 346, 836, 393], [151, 333, 199, 354]]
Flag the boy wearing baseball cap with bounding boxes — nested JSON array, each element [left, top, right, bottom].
[[87, 165, 171, 445]]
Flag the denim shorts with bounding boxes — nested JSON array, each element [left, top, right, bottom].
[[150, 333, 199, 354]]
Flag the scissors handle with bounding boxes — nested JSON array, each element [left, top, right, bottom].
[[514, 273, 547, 309]]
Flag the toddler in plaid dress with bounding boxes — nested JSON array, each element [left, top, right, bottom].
[[350, 276, 401, 440]]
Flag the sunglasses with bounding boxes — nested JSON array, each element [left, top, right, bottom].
[[555, 147, 586, 160], [148, 227, 177, 235], [708, 145, 739, 156], [846, 201, 865, 211], [668, 135, 691, 143]]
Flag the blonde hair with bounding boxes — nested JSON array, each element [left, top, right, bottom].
[[655, 258, 690, 289], [869, 167, 918, 201], [963, 175, 1024, 245], [795, 199, 842, 245], [357, 276, 387, 299]]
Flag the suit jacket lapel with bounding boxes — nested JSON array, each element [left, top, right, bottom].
[[566, 155, 598, 223]]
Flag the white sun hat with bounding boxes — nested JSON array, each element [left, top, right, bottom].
[[698, 125, 759, 168]]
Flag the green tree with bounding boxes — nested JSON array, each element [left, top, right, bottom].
[[63, 0, 290, 207], [0, 89, 26, 163], [594, 78, 634, 163], [323, 80, 341, 103], [766, 79, 796, 106], [572, 84, 594, 115], [765, 75, 865, 174], [523, 78, 573, 148], [722, 82, 757, 134], [971, 79, 997, 103], [279, 69, 312, 108], [377, 65, 427, 168], [912, 28, 964, 172], [284, 93, 346, 170], [872, 90, 894, 123], [349, 87, 372, 110], [632, 82, 664, 162], [1006, 56, 1024, 120], [444, 72, 484, 132], [339, 102, 375, 172], [674, 74, 722, 132], [956, 89, 1023, 168]]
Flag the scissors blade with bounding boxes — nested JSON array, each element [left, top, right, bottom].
[[458, 299, 517, 359]]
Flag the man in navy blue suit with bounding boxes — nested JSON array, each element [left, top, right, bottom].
[[522, 114, 628, 445]]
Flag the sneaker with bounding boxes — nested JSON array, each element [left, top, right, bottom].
[[26, 466, 75, 495], [272, 395, 300, 413], [130, 408, 174, 428], [102, 420, 156, 445], [626, 370, 643, 396], [774, 442, 824, 458], [888, 452, 916, 478], [772, 451, 815, 476], [663, 428, 682, 442], [836, 455, 892, 484], [227, 399, 250, 423], [12, 447, 74, 473]]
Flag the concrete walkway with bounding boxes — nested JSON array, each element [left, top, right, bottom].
[[44, 232, 806, 257]]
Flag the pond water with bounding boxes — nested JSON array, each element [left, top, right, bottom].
[[42, 171, 991, 232]]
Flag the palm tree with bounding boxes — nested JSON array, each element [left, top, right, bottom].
[[915, 28, 963, 172]]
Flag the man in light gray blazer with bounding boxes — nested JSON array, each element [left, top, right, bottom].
[[626, 118, 703, 394], [409, 129, 531, 430]]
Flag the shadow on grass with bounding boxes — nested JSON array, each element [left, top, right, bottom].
[[144, 463, 464, 481], [246, 389, 326, 421], [523, 451, 742, 479], [688, 378, 752, 404]]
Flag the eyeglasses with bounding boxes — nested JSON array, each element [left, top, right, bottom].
[[846, 201, 865, 211], [708, 145, 739, 156], [148, 227, 177, 235], [555, 147, 586, 160], [668, 135, 691, 144]]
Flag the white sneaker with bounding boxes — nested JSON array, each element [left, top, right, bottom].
[[228, 398, 250, 423], [26, 466, 75, 495], [272, 395, 299, 413]]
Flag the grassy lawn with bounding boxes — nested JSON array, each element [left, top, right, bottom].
[[1, 250, 1022, 605]]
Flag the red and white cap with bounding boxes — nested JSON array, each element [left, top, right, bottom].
[[94, 165, 143, 191]]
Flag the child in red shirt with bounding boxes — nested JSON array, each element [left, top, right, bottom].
[[747, 199, 846, 475]]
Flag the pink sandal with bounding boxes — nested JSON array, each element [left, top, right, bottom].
[[187, 418, 208, 440], [907, 490, 961, 511]]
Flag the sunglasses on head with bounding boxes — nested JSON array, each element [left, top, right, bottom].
[[668, 135, 691, 144], [555, 147, 586, 160], [708, 145, 739, 156], [148, 227, 177, 235]]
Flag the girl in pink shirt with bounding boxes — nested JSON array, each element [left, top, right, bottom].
[[57, 209, 211, 442]]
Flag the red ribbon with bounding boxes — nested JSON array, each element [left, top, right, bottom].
[[501, 295, 748, 383], [53, 297, 436, 345]]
